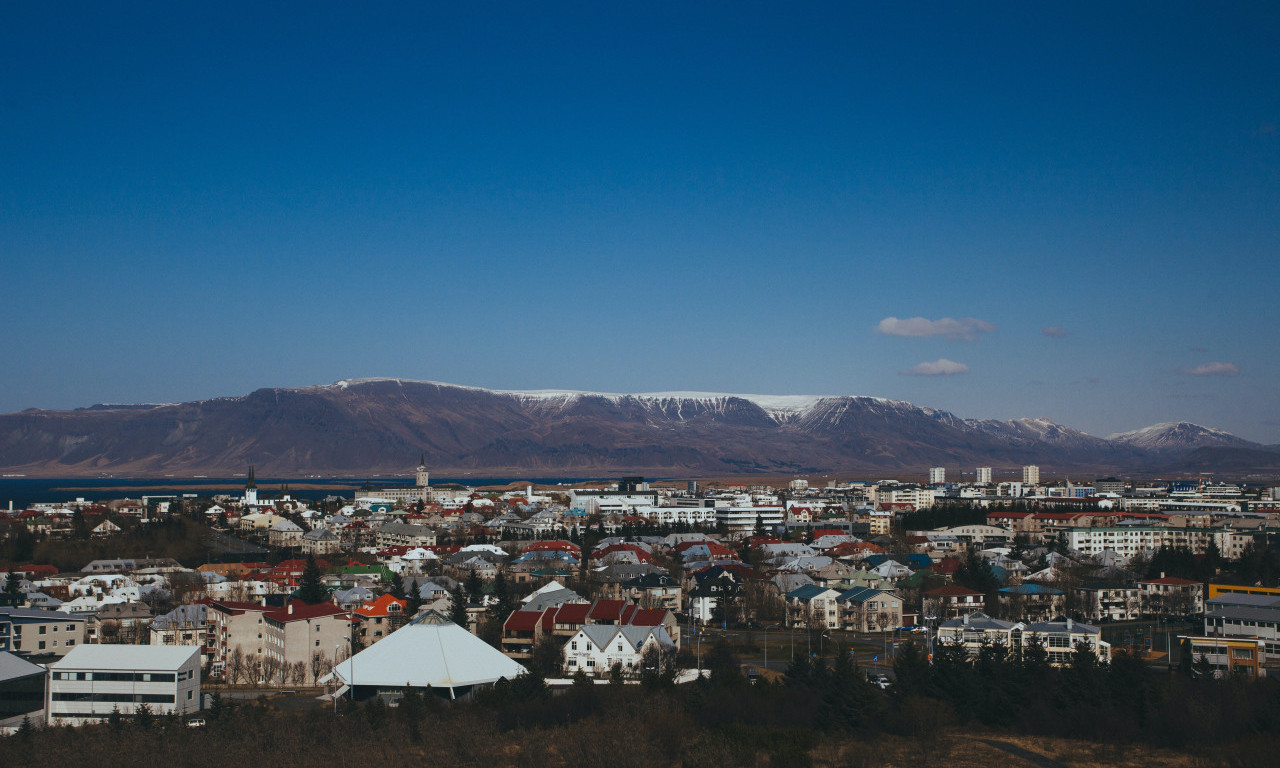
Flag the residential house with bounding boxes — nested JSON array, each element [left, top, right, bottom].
[[1074, 582, 1141, 623], [268, 519, 305, 548], [0, 607, 86, 659], [623, 573, 682, 611], [997, 584, 1066, 622], [300, 528, 342, 556], [262, 601, 350, 686], [923, 585, 986, 619], [375, 522, 438, 549], [836, 587, 903, 632], [937, 613, 1022, 656], [86, 601, 153, 645], [1023, 618, 1112, 665], [1139, 575, 1205, 616], [785, 584, 842, 630], [205, 600, 272, 678], [150, 604, 212, 665], [353, 594, 407, 643], [562, 624, 676, 677]]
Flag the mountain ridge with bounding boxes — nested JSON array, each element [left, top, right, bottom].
[[1, 379, 1273, 478]]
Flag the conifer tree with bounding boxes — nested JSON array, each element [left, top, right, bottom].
[[297, 554, 326, 604]]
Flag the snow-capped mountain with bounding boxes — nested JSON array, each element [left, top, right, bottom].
[[0, 378, 1269, 477], [1106, 422, 1258, 455]]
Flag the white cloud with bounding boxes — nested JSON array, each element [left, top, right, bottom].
[[900, 359, 970, 377], [1042, 326, 1068, 338], [876, 316, 996, 342], [1179, 362, 1240, 377]]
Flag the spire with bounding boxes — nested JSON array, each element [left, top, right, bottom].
[[247, 466, 256, 490], [419, 453, 426, 468]]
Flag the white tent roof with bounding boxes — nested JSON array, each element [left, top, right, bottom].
[[327, 613, 526, 692]]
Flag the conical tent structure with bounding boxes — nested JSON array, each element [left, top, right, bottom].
[[325, 611, 526, 700]]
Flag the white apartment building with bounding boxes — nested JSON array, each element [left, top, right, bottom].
[[1064, 526, 1217, 560], [976, 467, 992, 484], [928, 467, 946, 485], [631, 505, 718, 526], [1023, 465, 1040, 485], [48, 644, 201, 725], [262, 601, 350, 685], [715, 506, 785, 534]]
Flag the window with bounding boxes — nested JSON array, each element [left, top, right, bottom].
[[38, 641, 46, 650], [39, 626, 47, 635]]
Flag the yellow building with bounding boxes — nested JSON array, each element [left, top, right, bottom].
[[1207, 583, 1280, 600]]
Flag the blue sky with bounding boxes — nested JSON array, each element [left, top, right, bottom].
[[2, 2, 1278, 442]]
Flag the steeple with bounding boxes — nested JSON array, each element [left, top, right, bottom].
[[415, 455, 429, 488], [244, 466, 259, 508]]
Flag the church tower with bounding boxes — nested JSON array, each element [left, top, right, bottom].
[[415, 454, 429, 488], [244, 466, 259, 508]]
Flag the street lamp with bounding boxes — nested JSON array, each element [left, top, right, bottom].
[[333, 643, 341, 714]]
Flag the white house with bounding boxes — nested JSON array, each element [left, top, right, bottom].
[[47, 644, 201, 725], [562, 624, 676, 677]]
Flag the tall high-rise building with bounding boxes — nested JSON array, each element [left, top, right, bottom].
[[976, 467, 993, 484], [929, 467, 946, 485], [1023, 465, 1040, 485]]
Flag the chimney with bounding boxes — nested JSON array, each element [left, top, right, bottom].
[[288, 602, 294, 615], [963, 613, 969, 625], [1067, 618, 1073, 631], [1160, 571, 1166, 579]]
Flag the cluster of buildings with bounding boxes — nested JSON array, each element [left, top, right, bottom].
[[4, 464, 1280, 728]]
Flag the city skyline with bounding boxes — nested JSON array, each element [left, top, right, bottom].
[[3, 3, 1278, 442]]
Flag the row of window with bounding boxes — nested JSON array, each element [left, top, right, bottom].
[[10, 624, 79, 635], [14, 639, 75, 651], [52, 671, 176, 682], [52, 693, 176, 703]]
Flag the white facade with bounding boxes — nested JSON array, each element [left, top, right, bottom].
[[976, 467, 992, 484], [562, 624, 675, 676], [928, 467, 946, 485], [1022, 465, 1040, 485], [715, 506, 785, 534], [48, 644, 201, 725], [1065, 526, 1217, 560], [631, 505, 717, 526]]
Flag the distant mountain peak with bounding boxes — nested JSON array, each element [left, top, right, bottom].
[[1107, 421, 1252, 453]]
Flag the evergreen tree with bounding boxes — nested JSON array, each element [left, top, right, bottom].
[[464, 570, 484, 605], [892, 640, 931, 696], [133, 702, 154, 729], [449, 586, 469, 628], [5, 569, 21, 595], [389, 571, 405, 600], [297, 554, 326, 604]]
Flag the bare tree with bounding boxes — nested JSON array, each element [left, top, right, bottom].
[[227, 647, 247, 687], [260, 655, 283, 687], [290, 661, 307, 686], [310, 651, 328, 686]]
